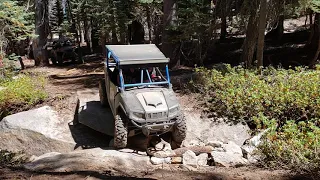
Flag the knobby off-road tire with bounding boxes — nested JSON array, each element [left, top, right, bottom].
[[114, 114, 128, 149], [99, 79, 108, 107], [172, 113, 187, 147]]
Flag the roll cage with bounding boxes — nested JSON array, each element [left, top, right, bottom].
[[106, 44, 171, 91]]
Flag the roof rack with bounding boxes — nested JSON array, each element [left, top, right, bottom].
[[106, 44, 169, 65]]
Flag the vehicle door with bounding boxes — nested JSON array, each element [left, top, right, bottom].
[[105, 58, 118, 115]]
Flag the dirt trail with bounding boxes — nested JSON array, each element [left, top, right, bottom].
[[1, 166, 302, 180], [1, 58, 308, 180]]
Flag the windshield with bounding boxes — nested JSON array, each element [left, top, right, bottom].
[[120, 66, 170, 89]]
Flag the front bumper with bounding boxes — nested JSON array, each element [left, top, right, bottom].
[[130, 118, 176, 136]]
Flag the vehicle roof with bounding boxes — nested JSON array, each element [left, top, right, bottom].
[[106, 44, 169, 65]]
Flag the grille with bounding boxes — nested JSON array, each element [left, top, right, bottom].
[[148, 112, 167, 119]]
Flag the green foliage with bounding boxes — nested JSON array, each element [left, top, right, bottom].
[[310, 0, 320, 12], [191, 65, 320, 171], [0, 0, 34, 55], [293, 0, 320, 13], [49, 0, 64, 31], [261, 120, 320, 173], [174, 0, 213, 42], [0, 53, 20, 80], [192, 65, 320, 127], [0, 74, 48, 119]]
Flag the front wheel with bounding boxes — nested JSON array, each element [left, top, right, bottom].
[[114, 113, 128, 149], [172, 114, 187, 147]]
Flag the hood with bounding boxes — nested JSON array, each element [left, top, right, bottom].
[[136, 92, 168, 113]]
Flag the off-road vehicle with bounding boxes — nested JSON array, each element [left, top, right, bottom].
[[99, 44, 187, 148]]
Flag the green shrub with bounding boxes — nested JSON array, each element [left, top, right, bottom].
[[192, 65, 320, 128], [260, 120, 320, 173], [0, 73, 48, 119], [191, 64, 320, 171]]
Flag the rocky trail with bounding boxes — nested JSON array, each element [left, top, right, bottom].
[[0, 59, 307, 180]]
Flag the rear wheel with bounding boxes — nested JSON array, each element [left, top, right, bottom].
[[114, 113, 128, 149], [99, 79, 108, 107], [172, 113, 187, 147]]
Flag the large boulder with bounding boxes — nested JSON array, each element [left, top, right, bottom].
[[0, 106, 75, 143], [24, 148, 152, 173], [182, 150, 208, 167], [0, 106, 76, 155], [0, 129, 74, 156], [241, 129, 269, 163], [183, 109, 251, 147], [211, 141, 248, 167]]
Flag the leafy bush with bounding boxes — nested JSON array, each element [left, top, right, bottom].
[[192, 65, 320, 128], [0, 73, 48, 119], [190, 64, 320, 171], [261, 120, 320, 173], [0, 54, 20, 81]]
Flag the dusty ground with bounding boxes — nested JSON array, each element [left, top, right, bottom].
[[0, 58, 313, 180], [0, 165, 306, 180]]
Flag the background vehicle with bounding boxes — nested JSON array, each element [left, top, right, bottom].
[[48, 38, 79, 65]]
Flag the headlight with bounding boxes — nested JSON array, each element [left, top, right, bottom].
[[133, 112, 145, 119], [169, 106, 179, 116]]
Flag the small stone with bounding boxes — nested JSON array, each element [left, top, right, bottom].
[[206, 141, 223, 148], [182, 150, 198, 167], [247, 129, 269, 147], [222, 141, 243, 155], [241, 144, 256, 158], [197, 153, 208, 166], [150, 157, 171, 165], [155, 139, 172, 151], [211, 151, 248, 167], [171, 157, 182, 164]]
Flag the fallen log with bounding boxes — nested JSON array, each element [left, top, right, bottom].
[[173, 146, 214, 156]]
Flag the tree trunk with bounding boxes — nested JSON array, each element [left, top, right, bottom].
[[91, 20, 99, 52], [241, 9, 259, 68], [307, 12, 315, 45], [101, 33, 107, 57], [309, 13, 320, 68], [162, 0, 177, 66], [84, 17, 92, 53], [146, 5, 152, 43], [154, 14, 161, 46], [220, 0, 227, 40], [110, 1, 118, 44], [33, 0, 50, 66], [256, 0, 268, 68]]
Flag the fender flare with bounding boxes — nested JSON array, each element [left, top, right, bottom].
[[117, 102, 127, 115]]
